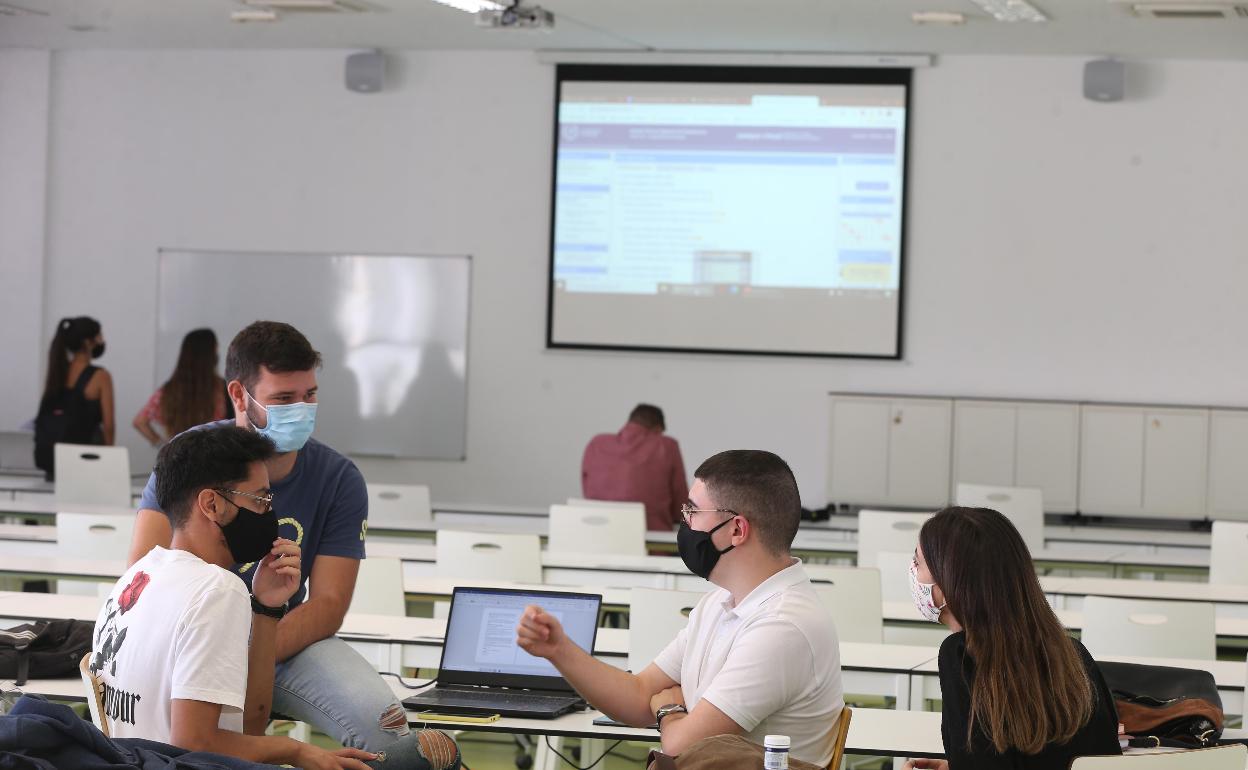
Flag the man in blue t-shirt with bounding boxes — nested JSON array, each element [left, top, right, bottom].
[[129, 321, 429, 756]]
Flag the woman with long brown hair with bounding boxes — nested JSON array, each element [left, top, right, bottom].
[[903, 507, 1121, 769], [132, 328, 228, 445], [34, 316, 114, 478]]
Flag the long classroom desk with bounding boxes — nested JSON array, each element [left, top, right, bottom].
[[0, 590, 935, 711]]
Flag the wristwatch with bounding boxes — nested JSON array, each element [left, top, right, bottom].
[[251, 595, 288, 620], [655, 703, 688, 730]]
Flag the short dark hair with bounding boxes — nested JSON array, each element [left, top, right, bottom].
[[628, 403, 665, 431], [155, 426, 276, 529], [224, 321, 322, 390], [694, 450, 800, 555]]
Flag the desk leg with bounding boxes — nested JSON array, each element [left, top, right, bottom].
[[534, 735, 559, 770], [893, 673, 910, 711]]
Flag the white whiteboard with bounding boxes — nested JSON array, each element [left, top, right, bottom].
[[157, 250, 470, 460]]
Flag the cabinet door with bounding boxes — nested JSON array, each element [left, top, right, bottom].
[[952, 401, 1016, 488], [1015, 402, 1080, 513], [828, 397, 890, 504], [1141, 408, 1208, 518], [1209, 410, 1248, 521], [887, 398, 952, 507], [1079, 406, 1145, 515]]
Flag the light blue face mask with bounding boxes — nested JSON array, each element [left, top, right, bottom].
[[246, 389, 317, 453]]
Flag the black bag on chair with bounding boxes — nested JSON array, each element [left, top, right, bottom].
[[0, 620, 95, 686], [1098, 660, 1224, 749]]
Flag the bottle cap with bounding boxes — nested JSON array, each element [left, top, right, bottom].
[[764, 735, 791, 749]]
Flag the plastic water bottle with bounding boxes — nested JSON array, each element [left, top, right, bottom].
[[764, 734, 790, 769]]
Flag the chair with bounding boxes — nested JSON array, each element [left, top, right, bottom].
[[874, 550, 914, 604], [806, 566, 883, 644], [348, 557, 406, 616], [57, 511, 135, 596], [1081, 596, 1216, 660], [1070, 744, 1246, 768], [435, 529, 542, 583], [548, 503, 645, 557], [826, 705, 852, 770], [856, 510, 930, 568], [955, 483, 1045, 553], [1210, 521, 1248, 585], [627, 588, 704, 672], [79, 652, 109, 737], [365, 483, 432, 529], [54, 444, 131, 507]]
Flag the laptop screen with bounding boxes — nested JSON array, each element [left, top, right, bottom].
[[438, 587, 602, 691]]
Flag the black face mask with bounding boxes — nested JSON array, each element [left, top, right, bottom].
[[216, 496, 278, 564], [91, 343, 105, 359], [677, 516, 736, 580]]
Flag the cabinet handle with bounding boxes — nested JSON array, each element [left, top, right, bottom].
[[893, 411, 903, 425]]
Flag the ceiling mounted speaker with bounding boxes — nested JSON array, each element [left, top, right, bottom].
[[345, 50, 385, 94], [1084, 59, 1125, 102]]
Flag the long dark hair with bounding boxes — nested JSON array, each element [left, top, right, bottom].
[[160, 328, 221, 436], [920, 507, 1094, 755], [44, 316, 101, 398]]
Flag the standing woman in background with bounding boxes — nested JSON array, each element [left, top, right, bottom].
[[34, 316, 114, 477], [132, 328, 229, 446]]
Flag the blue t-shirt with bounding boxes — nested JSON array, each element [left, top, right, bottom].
[[138, 419, 368, 608]]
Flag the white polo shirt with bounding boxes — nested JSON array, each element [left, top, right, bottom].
[[653, 559, 844, 767]]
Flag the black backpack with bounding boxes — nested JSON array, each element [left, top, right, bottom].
[[0, 619, 95, 686], [33, 365, 99, 480]]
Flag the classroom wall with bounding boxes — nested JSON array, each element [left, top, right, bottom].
[[15, 49, 1248, 506], [0, 49, 51, 437]]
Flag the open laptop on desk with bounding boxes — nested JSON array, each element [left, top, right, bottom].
[[402, 586, 601, 719]]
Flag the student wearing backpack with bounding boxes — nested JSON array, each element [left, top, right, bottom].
[[34, 316, 114, 479]]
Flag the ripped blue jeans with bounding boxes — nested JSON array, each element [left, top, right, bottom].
[[273, 636, 459, 769]]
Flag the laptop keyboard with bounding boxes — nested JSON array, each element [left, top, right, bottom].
[[405, 688, 579, 710]]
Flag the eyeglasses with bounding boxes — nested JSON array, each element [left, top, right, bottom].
[[216, 488, 274, 513], [680, 503, 737, 527]]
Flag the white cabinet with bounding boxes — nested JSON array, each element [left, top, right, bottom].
[[1079, 405, 1208, 518], [952, 400, 1080, 513], [1208, 410, 1248, 521], [828, 395, 952, 508]]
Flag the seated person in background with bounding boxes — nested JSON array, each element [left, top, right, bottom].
[[93, 426, 458, 770], [521, 450, 843, 766], [581, 403, 687, 532], [903, 507, 1122, 770]]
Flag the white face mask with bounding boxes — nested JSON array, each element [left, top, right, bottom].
[[909, 559, 947, 623]]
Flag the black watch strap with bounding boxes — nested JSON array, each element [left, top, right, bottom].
[[251, 595, 288, 620]]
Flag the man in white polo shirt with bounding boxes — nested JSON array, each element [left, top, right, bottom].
[[517, 450, 843, 766]]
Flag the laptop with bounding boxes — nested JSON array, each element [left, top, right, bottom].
[[402, 586, 602, 719]]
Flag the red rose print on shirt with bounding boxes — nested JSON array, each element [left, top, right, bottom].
[[118, 571, 150, 614]]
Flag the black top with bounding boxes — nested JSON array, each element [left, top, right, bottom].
[[938, 631, 1122, 769]]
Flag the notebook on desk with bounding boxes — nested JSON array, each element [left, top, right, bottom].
[[402, 586, 602, 719]]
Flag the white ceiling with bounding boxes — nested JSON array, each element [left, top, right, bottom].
[[1, 0, 1246, 59]]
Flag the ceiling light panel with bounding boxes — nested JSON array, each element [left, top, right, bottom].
[[430, 0, 505, 12], [967, 0, 1049, 21]]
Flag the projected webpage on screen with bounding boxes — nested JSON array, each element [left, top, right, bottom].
[[550, 76, 907, 358]]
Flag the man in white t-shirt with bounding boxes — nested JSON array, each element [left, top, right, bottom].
[[518, 450, 843, 766], [92, 426, 378, 769]]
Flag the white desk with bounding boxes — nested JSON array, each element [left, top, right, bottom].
[[1041, 576, 1248, 607]]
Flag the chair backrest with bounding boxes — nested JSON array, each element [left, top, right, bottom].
[[856, 510, 930, 568], [1210, 521, 1248, 585], [435, 529, 542, 583], [954, 483, 1045, 553], [627, 587, 705, 672], [1070, 744, 1247, 769], [58, 511, 135, 559], [826, 706, 853, 770], [79, 652, 108, 737], [348, 557, 406, 616], [548, 503, 646, 556], [54, 444, 131, 507], [566, 498, 646, 516], [806, 566, 883, 644], [365, 483, 432, 529], [1081, 596, 1217, 660], [874, 550, 914, 604]]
